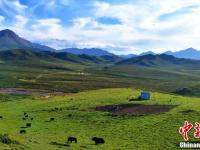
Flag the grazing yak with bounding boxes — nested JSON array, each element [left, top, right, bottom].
[[26, 123, 31, 127], [19, 130, 26, 134], [92, 137, 105, 145], [50, 118, 55, 121], [0, 116, 3, 119], [67, 137, 77, 143]]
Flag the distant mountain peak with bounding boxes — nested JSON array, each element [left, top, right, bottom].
[[184, 47, 197, 51], [164, 48, 200, 60], [0, 29, 54, 52], [139, 51, 155, 56], [0, 29, 19, 38]]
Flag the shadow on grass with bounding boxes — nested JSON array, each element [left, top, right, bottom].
[[179, 109, 197, 114], [50, 141, 70, 147], [20, 126, 27, 129], [128, 97, 141, 101]]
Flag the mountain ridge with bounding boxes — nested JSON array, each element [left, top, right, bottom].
[[116, 54, 200, 69], [164, 48, 200, 60], [0, 29, 55, 52], [59, 48, 113, 56], [1, 29, 200, 61]]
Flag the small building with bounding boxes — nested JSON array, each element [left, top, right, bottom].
[[140, 91, 151, 100]]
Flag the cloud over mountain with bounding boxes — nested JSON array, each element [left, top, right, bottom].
[[0, 0, 200, 54]]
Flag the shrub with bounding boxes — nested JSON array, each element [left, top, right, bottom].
[[0, 134, 19, 144]]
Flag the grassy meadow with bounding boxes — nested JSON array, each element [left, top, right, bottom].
[[1, 58, 200, 95], [0, 88, 199, 150], [1, 51, 200, 150]]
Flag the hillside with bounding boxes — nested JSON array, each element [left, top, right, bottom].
[[59, 48, 113, 56], [116, 54, 200, 69], [165, 48, 200, 60], [1, 49, 200, 95], [0, 29, 54, 52], [1, 29, 200, 96], [0, 49, 117, 65], [0, 88, 200, 149], [139, 51, 155, 56]]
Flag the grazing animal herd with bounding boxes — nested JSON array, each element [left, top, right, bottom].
[[19, 112, 33, 134], [1, 112, 105, 146], [67, 136, 105, 145]]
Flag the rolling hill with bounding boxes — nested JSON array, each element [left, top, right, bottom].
[[119, 54, 137, 59], [115, 54, 200, 69], [0, 29, 121, 64], [139, 51, 156, 56], [59, 48, 113, 56], [1, 29, 200, 97], [0, 48, 115, 65]]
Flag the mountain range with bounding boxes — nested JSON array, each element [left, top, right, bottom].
[[164, 48, 200, 60], [1, 29, 200, 100], [59, 48, 113, 56], [1, 29, 200, 63], [116, 54, 200, 69]]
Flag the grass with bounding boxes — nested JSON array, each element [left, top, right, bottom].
[[1, 52, 200, 96], [0, 88, 199, 149], [1, 51, 200, 149], [88, 65, 200, 94]]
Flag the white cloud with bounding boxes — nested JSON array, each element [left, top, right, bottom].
[[59, 0, 72, 6], [0, 0, 27, 16], [0, 16, 4, 24], [29, 18, 64, 40], [86, 0, 200, 53], [29, 0, 73, 13], [12, 0, 27, 12], [72, 17, 96, 29], [15, 15, 28, 28], [1, 0, 200, 54]]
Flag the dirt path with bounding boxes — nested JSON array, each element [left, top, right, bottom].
[[0, 88, 67, 97]]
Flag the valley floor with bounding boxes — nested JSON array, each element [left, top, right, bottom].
[[0, 88, 199, 150]]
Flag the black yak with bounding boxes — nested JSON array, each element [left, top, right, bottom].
[[19, 130, 26, 134], [50, 118, 55, 121], [26, 123, 31, 127], [67, 137, 77, 143], [92, 137, 105, 145]]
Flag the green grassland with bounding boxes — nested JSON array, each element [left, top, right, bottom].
[[1, 49, 200, 96], [0, 88, 199, 150], [87, 64, 200, 95], [1, 49, 200, 149], [1, 56, 200, 96], [1, 32, 200, 149]]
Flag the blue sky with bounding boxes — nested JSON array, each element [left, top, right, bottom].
[[0, 0, 200, 54]]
